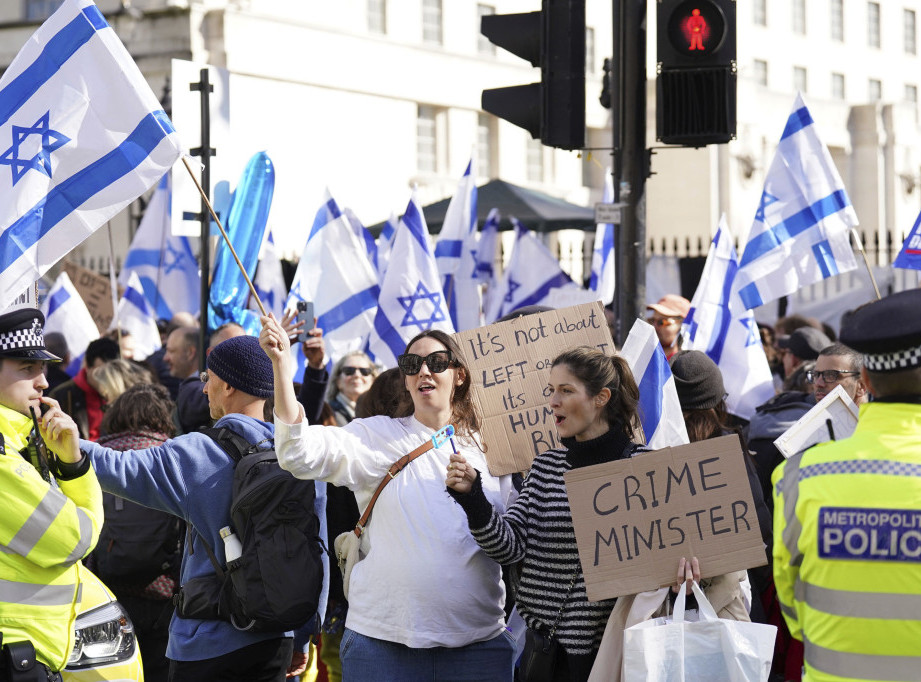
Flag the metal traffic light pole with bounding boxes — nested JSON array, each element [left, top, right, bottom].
[[612, 0, 647, 347]]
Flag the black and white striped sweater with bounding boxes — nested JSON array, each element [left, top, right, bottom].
[[451, 428, 646, 655]]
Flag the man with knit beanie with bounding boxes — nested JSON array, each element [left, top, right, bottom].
[[45, 335, 316, 681]]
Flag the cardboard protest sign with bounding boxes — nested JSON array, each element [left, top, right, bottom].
[[62, 261, 120, 334], [565, 435, 766, 601], [774, 384, 859, 459], [454, 301, 614, 476]]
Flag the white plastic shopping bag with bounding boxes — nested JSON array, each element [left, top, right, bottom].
[[622, 581, 776, 682]]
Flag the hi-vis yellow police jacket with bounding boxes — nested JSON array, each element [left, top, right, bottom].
[[0, 404, 102, 672], [772, 400, 921, 682]]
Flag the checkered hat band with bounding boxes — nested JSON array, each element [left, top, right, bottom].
[[863, 344, 921, 372], [0, 326, 44, 352]]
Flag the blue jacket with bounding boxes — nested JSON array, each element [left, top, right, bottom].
[[82, 413, 328, 661]]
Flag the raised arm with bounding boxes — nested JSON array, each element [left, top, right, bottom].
[[260, 313, 301, 425]]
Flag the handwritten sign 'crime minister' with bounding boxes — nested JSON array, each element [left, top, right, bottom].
[[453, 301, 613, 477], [564, 435, 767, 601]]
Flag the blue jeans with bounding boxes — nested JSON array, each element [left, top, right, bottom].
[[340, 628, 515, 681]]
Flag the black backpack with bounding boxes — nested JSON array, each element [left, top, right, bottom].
[[183, 427, 325, 632]]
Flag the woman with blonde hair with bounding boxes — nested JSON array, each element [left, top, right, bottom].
[[93, 358, 154, 404]]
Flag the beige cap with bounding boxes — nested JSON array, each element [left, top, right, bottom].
[[647, 294, 691, 319]]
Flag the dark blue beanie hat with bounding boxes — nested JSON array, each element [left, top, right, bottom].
[[207, 335, 274, 399]]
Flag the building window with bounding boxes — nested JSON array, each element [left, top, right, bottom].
[[794, 66, 808, 93], [753, 0, 767, 26], [367, 0, 386, 34], [417, 105, 437, 174], [793, 0, 806, 34], [906, 9, 917, 54], [869, 78, 882, 102], [753, 59, 768, 87], [422, 0, 443, 45], [868, 2, 881, 48], [832, 72, 846, 99], [25, 0, 63, 20], [526, 138, 544, 183], [477, 5, 495, 55], [831, 0, 844, 40], [477, 114, 494, 178], [585, 27, 595, 74]]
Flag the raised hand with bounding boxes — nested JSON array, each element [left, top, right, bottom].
[[445, 452, 478, 494]]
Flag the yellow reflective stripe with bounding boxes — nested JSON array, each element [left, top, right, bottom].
[[65, 507, 94, 565], [805, 636, 921, 680], [7, 488, 66, 556], [794, 578, 921, 621], [779, 451, 806, 568], [0, 578, 75, 606]]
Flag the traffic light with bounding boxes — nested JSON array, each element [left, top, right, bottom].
[[481, 0, 585, 150], [656, 0, 737, 147]]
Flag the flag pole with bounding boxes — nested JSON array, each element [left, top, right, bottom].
[[106, 222, 122, 348], [850, 228, 882, 300], [180, 156, 267, 316]]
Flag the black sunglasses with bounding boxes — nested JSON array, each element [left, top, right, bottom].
[[341, 366, 373, 377], [398, 350, 456, 375]]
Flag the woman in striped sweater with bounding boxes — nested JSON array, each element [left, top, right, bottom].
[[446, 346, 645, 681]]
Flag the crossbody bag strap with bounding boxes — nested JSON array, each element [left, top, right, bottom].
[[353, 424, 455, 538]]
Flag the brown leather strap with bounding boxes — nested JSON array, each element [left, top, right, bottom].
[[353, 437, 438, 538]]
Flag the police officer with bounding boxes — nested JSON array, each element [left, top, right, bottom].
[[0, 309, 103, 681], [772, 288, 921, 682]]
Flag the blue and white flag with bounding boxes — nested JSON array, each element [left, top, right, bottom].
[[473, 208, 500, 285], [894, 210, 921, 271], [619, 319, 689, 449], [248, 230, 286, 319], [345, 207, 378, 273], [589, 170, 615, 305], [120, 174, 199, 320], [735, 94, 858, 310], [683, 218, 775, 420], [375, 212, 399, 278], [41, 270, 99, 376], [0, 0, 182, 302], [368, 192, 454, 368], [286, 190, 379, 368], [435, 160, 482, 331], [484, 218, 579, 323], [110, 271, 161, 360]]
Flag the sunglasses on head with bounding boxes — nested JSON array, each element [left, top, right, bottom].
[[397, 350, 456, 375], [341, 366, 373, 377]]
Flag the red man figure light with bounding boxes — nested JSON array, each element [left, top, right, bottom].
[[683, 8, 709, 50]]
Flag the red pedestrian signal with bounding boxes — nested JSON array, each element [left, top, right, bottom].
[[665, 2, 728, 58]]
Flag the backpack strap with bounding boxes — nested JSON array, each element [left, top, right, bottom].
[[200, 426, 271, 462]]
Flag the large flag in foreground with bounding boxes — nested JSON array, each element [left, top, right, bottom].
[[41, 270, 98, 375], [368, 193, 454, 368], [589, 171, 615, 305], [0, 0, 182, 301], [120, 175, 199, 320], [111, 271, 161, 360], [484, 219, 580, 323], [683, 220, 775, 419], [735, 94, 858, 310], [894, 210, 921, 271], [619, 319, 689, 449]]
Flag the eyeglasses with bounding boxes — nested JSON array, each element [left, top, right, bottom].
[[341, 366, 373, 377], [199, 371, 210, 384], [397, 350, 455, 375], [647, 317, 681, 327], [805, 369, 859, 384]]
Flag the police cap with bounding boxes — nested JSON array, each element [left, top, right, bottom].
[[840, 289, 921, 373], [0, 308, 62, 362]]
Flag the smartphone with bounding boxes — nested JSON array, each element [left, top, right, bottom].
[[296, 300, 314, 343]]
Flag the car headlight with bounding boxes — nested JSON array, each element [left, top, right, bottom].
[[66, 601, 136, 669]]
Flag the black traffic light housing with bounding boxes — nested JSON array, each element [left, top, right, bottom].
[[481, 0, 585, 150], [656, 0, 737, 147]]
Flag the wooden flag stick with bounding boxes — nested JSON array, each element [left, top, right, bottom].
[[850, 228, 882, 301], [180, 156, 267, 317]]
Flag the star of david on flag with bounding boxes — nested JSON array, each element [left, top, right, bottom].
[[0, 0, 182, 302], [367, 192, 454, 369], [735, 93, 858, 310]]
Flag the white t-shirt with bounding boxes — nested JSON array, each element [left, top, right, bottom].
[[275, 412, 514, 648]]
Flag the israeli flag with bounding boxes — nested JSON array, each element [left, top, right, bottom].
[[248, 230, 286, 319], [473, 208, 500, 285], [0, 0, 182, 302], [894, 210, 921, 271], [286, 190, 379, 367], [375, 212, 399, 278], [435, 160, 482, 331], [120, 174, 200, 320], [589, 171, 615, 305], [110, 271, 161, 360], [735, 94, 858, 310], [41, 270, 99, 375], [345, 207, 379, 273], [619, 319, 689, 449], [484, 218, 579, 323], [683, 218, 775, 420], [368, 192, 454, 368]]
